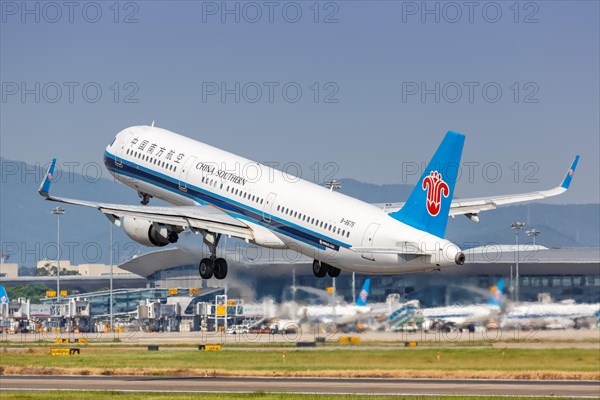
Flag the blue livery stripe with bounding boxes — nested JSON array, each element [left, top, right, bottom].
[[104, 151, 348, 251]]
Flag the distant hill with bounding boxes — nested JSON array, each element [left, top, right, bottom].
[[1, 158, 598, 271]]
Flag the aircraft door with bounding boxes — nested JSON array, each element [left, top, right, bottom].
[[263, 192, 277, 222], [115, 132, 133, 167], [178, 156, 197, 192], [360, 222, 380, 261]]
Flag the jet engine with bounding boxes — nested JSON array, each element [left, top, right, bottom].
[[122, 217, 179, 247]]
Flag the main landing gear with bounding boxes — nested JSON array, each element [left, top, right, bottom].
[[199, 232, 228, 280], [312, 260, 340, 278]]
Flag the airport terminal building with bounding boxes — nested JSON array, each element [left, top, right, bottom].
[[2, 246, 598, 307], [113, 245, 600, 306]]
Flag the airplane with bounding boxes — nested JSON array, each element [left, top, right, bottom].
[[39, 125, 579, 280], [420, 280, 505, 330], [297, 278, 371, 323], [502, 300, 600, 329]]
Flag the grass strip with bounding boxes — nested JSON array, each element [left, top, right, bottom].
[[0, 392, 580, 400]]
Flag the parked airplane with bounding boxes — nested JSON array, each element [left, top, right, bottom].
[[420, 280, 505, 330], [297, 279, 371, 323], [39, 125, 579, 279], [502, 300, 600, 329]]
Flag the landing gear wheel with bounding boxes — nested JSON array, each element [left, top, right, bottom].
[[327, 266, 341, 278], [312, 260, 327, 278], [199, 258, 213, 279], [168, 231, 179, 243], [213, 258, 228, 280], [138, 191, 152, 205]]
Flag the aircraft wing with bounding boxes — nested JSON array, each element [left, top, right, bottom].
[[374, 156, 579, 221], [350, 244, 427, 255], [38, 159, 254, 240]]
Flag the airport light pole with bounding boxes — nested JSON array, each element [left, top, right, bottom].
[[511, 222, 525, 303], [292, 268, 296, 303], [526, 229, 541, 246], [352, 272, 356, 304], [52, 207, 65, 304], [109, 221, 114, 335]]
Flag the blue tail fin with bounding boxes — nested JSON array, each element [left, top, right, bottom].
[[355, 278, 370, 306], [389, 131, 465, 238], [0, 285, 8, 304], [488, 279, 504, 306]]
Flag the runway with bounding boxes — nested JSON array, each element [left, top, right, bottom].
[[1, 375, 599, 397]]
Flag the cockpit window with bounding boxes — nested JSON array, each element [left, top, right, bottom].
[[109, 137, 116, 146]]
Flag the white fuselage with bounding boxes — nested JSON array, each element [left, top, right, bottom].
[[421, 304, 500, 326], [502, 302, 600, 329], [104, 125, 462, 274]]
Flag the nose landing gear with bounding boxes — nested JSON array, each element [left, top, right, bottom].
[[138, 191, 152, 205]]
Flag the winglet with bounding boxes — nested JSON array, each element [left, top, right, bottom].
[[38, 158, 57, 198], [560, 155, 579, 189]]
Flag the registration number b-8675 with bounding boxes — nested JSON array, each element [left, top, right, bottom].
[[340, 218, 355, 227]]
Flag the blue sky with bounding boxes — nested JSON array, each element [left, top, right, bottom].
[[1, 1, 598, 204]]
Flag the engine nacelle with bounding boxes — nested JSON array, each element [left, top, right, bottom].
[[122, 217, 178, 247]]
